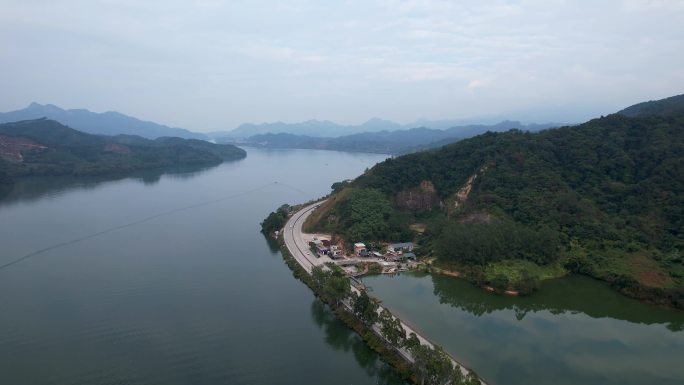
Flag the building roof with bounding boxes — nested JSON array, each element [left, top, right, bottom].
[[404, 252, 416, 259], [389, 242, 413, 249], [354, 243, 366, 248]]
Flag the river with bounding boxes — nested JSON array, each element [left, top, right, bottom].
[[2, 147, 683, 385], [0, 148, 405, 385]]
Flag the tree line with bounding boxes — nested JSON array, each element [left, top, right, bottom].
[[311, 263, 481, 385]]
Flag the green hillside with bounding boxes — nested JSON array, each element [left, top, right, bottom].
[[308, 96, 684, 307], [0, 118, 245, 182], [618, 94, 684, 118]]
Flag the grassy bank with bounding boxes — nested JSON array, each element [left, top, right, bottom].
[[431, 255, 684, 308]]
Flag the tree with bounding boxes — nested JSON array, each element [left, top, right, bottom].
[[310, 264, 351, 307], [410, 344, 455, 385], [449, 368, 465, 385], [378, 308, 406, 349], [326, 274, 351, 306], [311, 265, 328, 292], [405, 332, 421, 351], [352, 290, 379, 326], [490, 274, 509, 292], [517, 268, 540, 295], [260, 204, 290, 234], [331, 180, 350, 193], [463, 373, 481, 385]]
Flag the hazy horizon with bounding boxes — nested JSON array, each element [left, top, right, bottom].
[[1, 0, 683, 132]]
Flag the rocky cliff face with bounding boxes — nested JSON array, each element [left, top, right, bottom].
[[0, 135, 47, 162], [395, 180, 442, 211]]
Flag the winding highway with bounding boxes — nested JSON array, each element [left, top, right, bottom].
[[283, 201, 329, 273]]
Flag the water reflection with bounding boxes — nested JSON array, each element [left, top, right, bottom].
[[364, 272, 684, 385], [261, 233, 281, 255], [0, 163, 225, 206], [309, 300, 406, 385], [430, 274, 684, 331]]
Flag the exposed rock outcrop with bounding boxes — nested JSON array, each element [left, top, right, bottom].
[[104, 143, 131, 154], [451, 164, 488, 210], [395, 180, 442, 211], [0, 135, 47, 162]]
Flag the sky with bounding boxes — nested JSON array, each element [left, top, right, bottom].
[[1, 0, 683, 132]]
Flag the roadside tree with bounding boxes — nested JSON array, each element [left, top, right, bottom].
[[378, 308, 406, 349], [352, 290, 379, 326]]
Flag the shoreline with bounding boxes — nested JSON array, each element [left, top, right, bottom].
[[278, 202, 486, 385], [275, 235, 415, 381], [429, 266, 521, 296]]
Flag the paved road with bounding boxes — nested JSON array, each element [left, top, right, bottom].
[[283, 201, 329, 273], [283, 203, 484, 383]]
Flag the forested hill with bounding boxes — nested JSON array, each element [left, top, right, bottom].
[[225, 120, 559, 155], [307, 95, 684, 307], [618, 94, 684, 118], [0, 119, 245, 183]]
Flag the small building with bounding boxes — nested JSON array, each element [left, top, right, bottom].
[[330, 245, 343, 259], [354, 243, 366, 256], [387, 242, 414, 253], [372, 251, 383, 258], [404, 252, 416, 260], [316, 244, 330, 256]]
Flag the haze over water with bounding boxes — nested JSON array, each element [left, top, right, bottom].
[[0, 148, 403, 385], [1, 147, 683, 385]]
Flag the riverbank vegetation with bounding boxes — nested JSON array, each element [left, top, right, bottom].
[[260, 204, 291, 234], [306, 95, 684, 308], [276, 236, 481, 384]]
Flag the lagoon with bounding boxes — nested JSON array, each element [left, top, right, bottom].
[[362, 272, 684, 385]]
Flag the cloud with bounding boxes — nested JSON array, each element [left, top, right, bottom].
[[0, 0, 682, 130], [467, 80, 483, 89]]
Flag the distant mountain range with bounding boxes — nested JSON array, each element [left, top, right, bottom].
[[214, 117, 405, 139], [1, 103, 568, 149], [214, 117, 565, 140], [0, 103, 208, 140], [221, 120, 562, 154]]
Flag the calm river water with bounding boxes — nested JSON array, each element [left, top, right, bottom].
[[0, 148, 404, 385], [2, 147, 683, 385]]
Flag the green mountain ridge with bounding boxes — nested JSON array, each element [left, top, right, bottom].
[[617, 94, 684, 118], [224, 120, 560, 155], [0, 118, 246, 183], [307, 94, 684, 308]]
